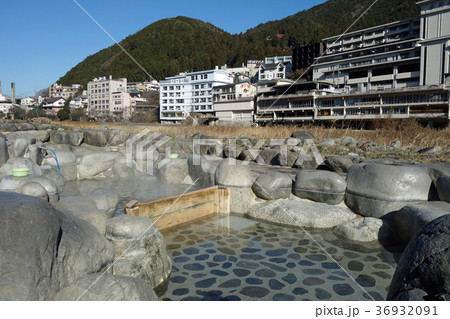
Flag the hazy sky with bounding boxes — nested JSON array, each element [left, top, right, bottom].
[[0, 0, 327, 97]]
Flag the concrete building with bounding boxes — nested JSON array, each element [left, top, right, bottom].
[[127, 80, 160, 92], [213, 81, 256, 125], [87, 76, 127, 119], [258, 56, 293, 82], [49, 83, 82, 99], [20, 97, 35, 107], [69, 95, 88, 109], [292, 42, 325, 80], [160, 68, 234, 123], [42, 97, 65, 116]]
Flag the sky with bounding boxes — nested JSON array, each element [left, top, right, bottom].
[[0, 0, 327, 98]]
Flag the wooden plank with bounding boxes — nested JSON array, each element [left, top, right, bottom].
[[155, 201, 216, 230]]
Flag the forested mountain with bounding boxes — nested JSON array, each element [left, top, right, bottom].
[[57, 0, 419, 86]]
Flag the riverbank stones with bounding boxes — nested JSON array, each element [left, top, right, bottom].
[[49, 131, 84, 147], [346, 163, 433, 218], [77, 152, 118, 179], [252, 172, 292, 200], [247, 200, 357, 229], [333, 218, 388, 242], [106, 214, 172, 292], [387, 215, 450, 301], [293, 170, 346, 205], [324, 155, 360, 173], [394, 201, 450, 244]]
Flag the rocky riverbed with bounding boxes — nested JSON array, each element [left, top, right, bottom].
[[0, 120, 449, 301]]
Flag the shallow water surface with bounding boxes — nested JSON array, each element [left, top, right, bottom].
[[161, 215, 401, 301]]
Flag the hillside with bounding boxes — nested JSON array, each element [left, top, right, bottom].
[[57, 0, 419, 86]]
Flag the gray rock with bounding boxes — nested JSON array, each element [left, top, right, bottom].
[[53, 274, 158, 301], [49, 131, 84, 146], [157, 140, 193, 155], [252, 172, 292, 200], [41, 166, 65, 188], [106, 215, 172, 291], [255, 149, 279, 165], [274, 151, 298, 167], [291, 130, 316, 141], [60, 163, 78, 181], [6, 130, 49, 143], [113, 156, 135, 178], [228, 187, 256, 215], [17, 122, 35, 131], [24, 144, 45, 165], [340, 136, 357, 146], [17, 181, 48, 201], [333, 218, 388, 242], [294, 153, 320, 169], [89, 188, 119, 218], [387, 215, 450, 301], [77, 152, 118, 179], [13, 138, 29, 158], [346, 163, 433, 218], [187, 155, 222, 187], [55, 196, 108, 235], [0, 137, 8, 166], [391, 140, 402, 149], [325, 155, 360, 173], [107, 129, 131, 146], [436, 176, 450, 203], [216, 159, 253, 188], [247, 200, 357, 229], [156, 158, 189, 184], [22, 176, 59, 204], [0, 157, 42, 176], [418, 146, 442, 154], [394, 201, 450, 244], [238, 149, 259, 162], [83, 130, 108, 147], [293, 170, 347, 205], [0, 192, 114, 300], [0, 122, 17, 132], [320, 138, 336, 146], [44, 150, 76, 166]]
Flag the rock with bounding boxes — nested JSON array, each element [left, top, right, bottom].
[[107, 129, 131, 146], [247, 200, 357, 229], [53, 274, 157, 301], [387, 215, 450, 301], [0, 137, 8, 166], [223, 145, 243, 159], [49, 131, 84, 146], [0, 192, 114, 300], [88, 188, 119, 218], [255, 149, 279, 165], [24, 144, 45, 165], [293, 170, 346, 205], [6, 131, 49, 144], [157, 140, 193, 155], [44, 150, 76, 166], [346, 163, 433, 218], [333, 218, 389, 242], [274, 151, 298, 167], [17, 122, 35, 131], [77, 152, 118, 179], [294, 154, 320, 169], [325, 155, 360, 173], [56, 196, 108, 235], [216, 160, 253, 188], [106, 214, 172, 291], [17, 181, 48, 201], [157, 158, 189, 184], [21, 176, 59, 204], [418, 146, 442, 154], [0, 157, 42, 176], [41, 166, 65, 188], [252, 172, 292, 200], [187, 155, 222, 187], [394, 202, 450, 244], [436, 176, 450, 203], [320, 138, 336, 146], [0, 122, 17, 132], [113, 156, 135, 178], [13, 138, 29, 158], [83, 130, 108, 147], [291, 130, 316, 141], [391, 141, 402, 149], [340, 136, 357, 146]]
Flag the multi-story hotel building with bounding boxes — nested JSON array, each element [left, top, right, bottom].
[[255, 0, 450, 126], [49, 83, 82, 99], [160, 68, 234, 123], [87, 76, 127, 119]]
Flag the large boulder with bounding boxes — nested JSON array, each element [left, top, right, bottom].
[[346, 163, 433, 218], [12, 138, 29, 158], [77, 152, 118, 179], [293, 170, 346, 205], [156, 158, 189, 184], [83, 130, 108, 147], [53, 274, 157, 301], [247, 200, 357, 229], [107, 129, 131, 146], [113, 155, 135, 178], [387, 215, 450, 301], [41, 166, 65, 188], [216, 160, 256, 214], [106, 215, 172, 292], [436, 176, 450, 203], [188, 156, 222, 187], [0, 157, 42, 176], [49, 131, 84, 147], [333, 217, 390, 242], [0, 122, 17, 132], [6, 130, 49, 143], [17, 181, 48, 201], [88, 188, 119, 218], [0, 192, 114, 300], [0, 136, 8, 166], [394, 201, 450, 244], [255, 149, 279, 165], [252, 172, 292, 200], [17, 122, 35, 131], [325, 155, 360, 173], [44, 150, 76, 166], [291, 130, 316, 141]]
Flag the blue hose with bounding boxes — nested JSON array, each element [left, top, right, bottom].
[[47, 148, 62, 175]]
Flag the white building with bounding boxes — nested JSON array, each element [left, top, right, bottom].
[[160, 68, 234, 123], [87, 76, 127, 119], [42, 97, 66, 116], [213, 81, 256, 125], [111, 91, 133, 120], [49, 83, 82, 99], [127, 80, 160, 92], [21, 97, 35, 107], [258, 62, 291, 81], [69, 95, 88, 109]]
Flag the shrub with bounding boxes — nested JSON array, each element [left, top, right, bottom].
[[57, 106, 71, 121]]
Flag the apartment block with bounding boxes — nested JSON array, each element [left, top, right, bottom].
[[49, 83, 82, 99], [87, 76, 127, 119], [292, 42, 325, 80], [160, 68, 234, 123]]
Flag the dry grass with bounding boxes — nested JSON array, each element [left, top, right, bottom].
[[56, 119, 450, 149]]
